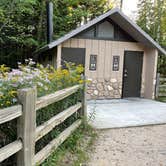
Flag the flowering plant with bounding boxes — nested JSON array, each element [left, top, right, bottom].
[[0, 59, 84, 109]]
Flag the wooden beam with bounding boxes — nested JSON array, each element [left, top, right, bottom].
[[17, 87, 37, 166], [0, 105, 22, 125], [155, 73, 160, 98], [36, 85, 82, 111], [0, 140, 22, 162], [160, 78, 166, 82], [82, 76, 87, 119], [34, 119, 82, 165], [159, 85, 166, 88], [35, 103, 82, 141], [159, 93, 166, 97]]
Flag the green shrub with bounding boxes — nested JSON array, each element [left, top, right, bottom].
[[0, 60, 84, 165]]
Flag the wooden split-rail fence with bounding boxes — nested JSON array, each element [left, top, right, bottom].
[[0, 84, 86, 166], [155, 73, 166, 98]]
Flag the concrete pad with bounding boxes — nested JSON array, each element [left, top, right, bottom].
[[87, 98, 166, 129]]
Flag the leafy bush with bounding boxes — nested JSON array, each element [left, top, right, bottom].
[[0, 59, 84, 108], [0, 59, 84, 165], [0, 0, 108, 67]]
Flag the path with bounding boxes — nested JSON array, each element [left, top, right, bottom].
[[87, 124, 166, 166]]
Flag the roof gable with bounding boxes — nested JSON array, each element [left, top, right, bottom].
[[38, 8, 166, 55], [75, 19, 136, 42]]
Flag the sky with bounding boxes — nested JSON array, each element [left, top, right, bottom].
[[121, 0, 139, 21]]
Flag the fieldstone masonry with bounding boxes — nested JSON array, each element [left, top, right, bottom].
[[87, 78, 122, 99]]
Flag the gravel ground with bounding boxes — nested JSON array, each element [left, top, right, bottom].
[[87, 125, 166, 166]]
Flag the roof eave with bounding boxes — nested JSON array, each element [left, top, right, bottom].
[[46, 8, 120, 49], [36, 8, 166, 56], [116, 10, 166, 55]]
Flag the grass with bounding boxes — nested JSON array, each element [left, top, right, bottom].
[[41, 123, 97, 166], [156, 96, 166, 102]]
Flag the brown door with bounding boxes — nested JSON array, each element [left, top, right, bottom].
[[122, 51, 143, 98]]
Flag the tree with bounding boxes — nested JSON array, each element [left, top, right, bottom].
[[137, 0, 166, 76], [52, 0, 109, 38], [137, 0, 154, 35], [0, 0, 42, 67], [0, 0, 110, 67]]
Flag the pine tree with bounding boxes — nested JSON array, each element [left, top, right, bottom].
[[137, 0, 154, 35], [0, 0, 110, 67], [137, 0, 166, 76]]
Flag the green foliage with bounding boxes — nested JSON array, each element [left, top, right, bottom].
[[137, 0, 153, 35], [137, 0, 166, 76], [0, 0, 109, 67], [0, 61, 84, 165], [157, 96, 166, 102], [0, 60, 84, 108], [52, 0, 109, 38], [41, 124, 97, 166]]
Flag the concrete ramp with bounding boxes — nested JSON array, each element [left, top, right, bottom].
[[87, 98, 166, 129]]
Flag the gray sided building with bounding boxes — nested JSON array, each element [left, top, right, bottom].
[[37, 8, 166, 100]]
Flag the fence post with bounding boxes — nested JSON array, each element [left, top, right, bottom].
[[82, 76, 87, 123], [155, 73, 160, 98], [17, 87, 37, 166]]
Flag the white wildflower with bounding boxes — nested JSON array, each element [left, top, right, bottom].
[[12, 98, 18, 103], [37, 82, 43, 87], [0, 91, 4, 96], [44, 86, 48, 91]]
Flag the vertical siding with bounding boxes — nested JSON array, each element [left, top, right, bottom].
[[98, 40, 105, 78], [77, 39, 85, 48], [90, 40, 99, 78], [62, 38, 145, 80], [57, 44, 61, 68], [61, 38, 157, 98], [70, 38, 78, 48], [117, 42, 124, 82], [104, 41, 112, 78], [144, 48, 158, 99], [63, 40, 71, 47], [85, 39, 92, 77], [111, 41, 120, 79]]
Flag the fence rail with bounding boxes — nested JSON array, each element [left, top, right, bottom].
[[0, 105, 22, 125], [34, 119, 82, 165], [36, 85, 82, 111], [0, 140, 22, 162], [155, 73, 166, 98], [0, 105, 23, 162], [35, 102, 82, 141], [0, 84, 85, 165], [160, 78, 166, 82]]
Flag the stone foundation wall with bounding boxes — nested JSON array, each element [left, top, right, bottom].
[[87, 78, 122, 99]]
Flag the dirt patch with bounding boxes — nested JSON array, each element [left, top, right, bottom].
[[87, 125, 166, 166]]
